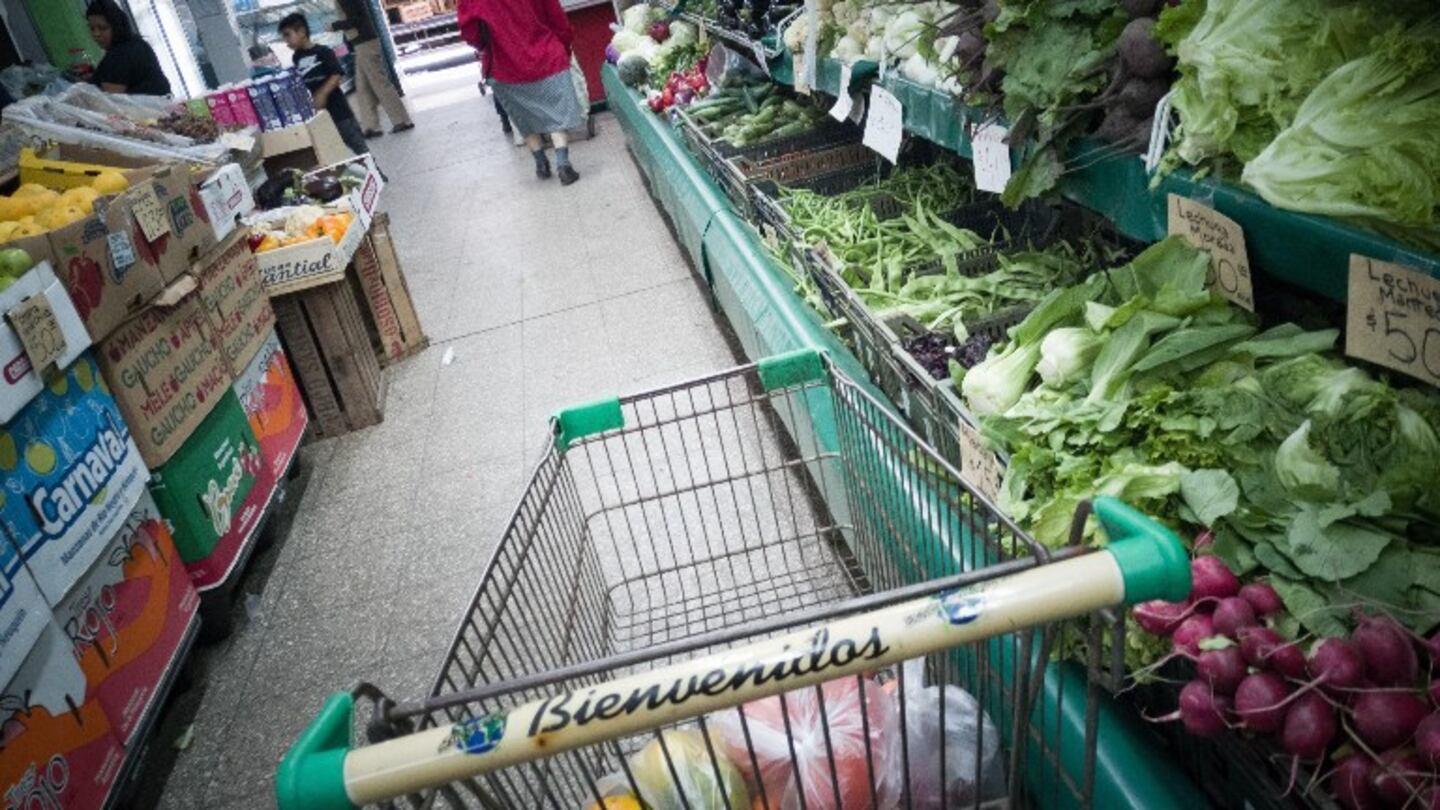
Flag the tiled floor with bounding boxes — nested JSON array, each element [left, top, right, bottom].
[[154, 71, 739, 808]]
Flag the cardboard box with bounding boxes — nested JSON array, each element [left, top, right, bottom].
[[234, 329, 307, 484], [225, 87, 260, 129], [247, 80, 285, 131], [47, 196, 168, 343], [51, 491, 198, 745], [0, 261, 95, 423], [0, 353, 147, 606], [197, 163, 256, 243], [0, 544, 49, 689], [148, 390, 269, 592], [261, 110, 353, 174], [0, 621, 127, 810], [193, 230, 275, 376], [256, 212, 366, 295], [96, 290, 232, 468]]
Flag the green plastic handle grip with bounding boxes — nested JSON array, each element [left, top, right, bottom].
[[276, 692, 357, 810], [1094, 496, 1192, 605]]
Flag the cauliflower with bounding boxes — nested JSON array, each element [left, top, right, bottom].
[[784, 16, 808, 52], [668, 21, 698, 47], [831, 34, 865, 63], [901, 52, 937, 86], [884, 10, 925, 59]]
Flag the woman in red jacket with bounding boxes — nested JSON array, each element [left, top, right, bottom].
[[459, 0, 583, 185]]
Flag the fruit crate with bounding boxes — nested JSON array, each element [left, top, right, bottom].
[[272, 277, 386, 439]]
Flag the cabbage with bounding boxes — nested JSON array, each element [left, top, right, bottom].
[[668, 21, 698, 47], [1241, 27, 1440, 249], [1275, 421, 1341, 500], [611, 29, 649, 55], [622, 3, 656, 34]]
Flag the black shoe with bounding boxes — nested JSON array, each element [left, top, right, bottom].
[[391, 122, 415, 133], [362, 129, 383, 138], [536, 158, 552, 180], [557, 164, 580, 186], [501, 122, 513, 136]]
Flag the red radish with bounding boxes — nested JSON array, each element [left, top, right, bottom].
[[1280, 691, 1336, 760], [1331, 753, 1379, 810], [1423, 714, 1440, 767], [1212, 597, 1258, 639], [1352, 614, 1420, 687], [1196, 644, 1247, 695], [1238, 627, 1307, 679], [1352, 691, 1429, 751], [1133, 599, 1189, 636], [1171, 613, 1216, 657], [1308, 638, 1366, 695], [1190, 556, 1240, 602], [1370, 750, 1430, 807], [1238, 582, 1283, 617], [1234, 672, 1292, 732], [1177, 679, 1231, 737]]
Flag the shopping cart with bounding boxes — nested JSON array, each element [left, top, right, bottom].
[[277, 349, 1189, 809]]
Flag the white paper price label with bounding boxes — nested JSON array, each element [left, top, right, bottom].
[[1167, 195, 1255, 311], [130, 185, 171, 243], [957, 420, 1003, 504], [971, 123, 1011, 194], [863, 85, 903, 164], [1346, 255, 1440, 388], [7, 294, 66, 373], [108, 230, 137, 268], [828, 63, 854, 122]]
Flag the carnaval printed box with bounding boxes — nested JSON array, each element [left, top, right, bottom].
[[233, 329, 306, 488]]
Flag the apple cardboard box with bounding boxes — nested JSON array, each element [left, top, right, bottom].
[[0, 620, 128, 810], [108, 165, 213, 287], [51, 490, 198, 745], [234, 329, 307, 487], [0, 543, 50, 690], [193, 229, 275, 378], [0, 353, 148, 606], [196, 162, 256, 243], [95, 288, 232, 468], [0, 261, 94, 424], [149, 389, 271, 592]]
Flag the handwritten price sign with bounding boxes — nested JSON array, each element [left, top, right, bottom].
[[130, 185, 171, 243], [1346, 255, 1440, 388], [970, 123, 1011, 194], [1167, 195, 1254, 311], [956, 419, 1003, 504], [7, 294, 66, 372], [863, 85, 903, 164]]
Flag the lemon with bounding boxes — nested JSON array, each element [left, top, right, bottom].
[[13, 182, 52, 197], [24, 441, 56, 476], [16, 190, 58, 217], [59, 186, 100, 214], [35, 204, 86, 230], [0, 222, 22, 244], [0, 432, 16, 471], [13, 221, 45, 238], [0, 196, 28, 223], [91, 171, 129, 195]]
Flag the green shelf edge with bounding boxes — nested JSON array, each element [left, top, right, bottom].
[[604, 62, 1207, 810], [762, 55, 1440, 302]]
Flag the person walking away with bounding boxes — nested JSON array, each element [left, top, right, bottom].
[[279, 13, 369, 157], [85, 0, 171, 95], [332, 0, 415, 137], [459, 0, 584, 185]]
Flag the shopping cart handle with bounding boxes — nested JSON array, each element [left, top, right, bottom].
[[1094, 496, 1192, 605], [276, 692, 357, 810]]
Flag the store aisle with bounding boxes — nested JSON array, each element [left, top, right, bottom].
[[155, 82, 739, 809]]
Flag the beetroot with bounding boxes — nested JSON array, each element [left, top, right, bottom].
[[1177, 679, 1231, 737], [1309, 638, 1366, 695], [1426, 714, 1440, 767], [1280, 691, 1336, 760], [1171, 613, 1216, 657], [1352, 691, 1429, 751], [1352, 614, 1420, 687], [1234, 671, 1291, 733], [1196, 644, 1247, 695], [1425, 631, 1440, 662], [1117, 17, 1174, 79], [1238, 582, 1283, 617], [1190, 556, 1240, 602], [1212, 597, 1258, 639], [1119, 0, 1161, 17], [1133, 599, 1189, 636], [1370, 750, 1430, 807], [1238, 627, 1307, 679], [1331, 754, 1379, 810]]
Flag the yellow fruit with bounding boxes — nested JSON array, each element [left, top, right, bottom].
[[91, 171, 129, 194], [0, 197, 28, 222], [59, 186, 100, 213], [35, 204, 86, 230], [16, 190, 58, 217], [24, 441, 56, 476], [46, 373, 67, 396], [587, 799, 642, 810], [0, 222, 21, 243], [12, 221, 45, 238], [0, 432, 16, 471], [13, 182, 51, 197]]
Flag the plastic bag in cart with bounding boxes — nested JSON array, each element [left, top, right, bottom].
[[628, 729, 751, 810], [892, 658, 1004, 808], [711, 676, 901, 810]]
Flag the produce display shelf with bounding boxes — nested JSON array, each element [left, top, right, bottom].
[[762, 53, 1440, 303], [604, 62, 1207, 810]]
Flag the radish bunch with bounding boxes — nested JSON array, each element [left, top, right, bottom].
[[1136, 553, 1440, 808]]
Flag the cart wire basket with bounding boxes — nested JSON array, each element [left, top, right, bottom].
[[277, 350, 1190, 810]]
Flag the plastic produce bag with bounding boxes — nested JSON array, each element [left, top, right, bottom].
[[894, 658, 1004, 808], [629, 729, 750, 810], [711, 676, 901, 810]]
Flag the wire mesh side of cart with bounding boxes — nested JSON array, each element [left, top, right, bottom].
[[403, 358, 1106, 808]]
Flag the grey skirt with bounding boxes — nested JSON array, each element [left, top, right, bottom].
[[493, 68, 584, 136]]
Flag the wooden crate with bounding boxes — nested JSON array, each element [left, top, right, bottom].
[[272, 279, 386, 439], [395, 1, 434, 22], [351, 211, 428, 367]]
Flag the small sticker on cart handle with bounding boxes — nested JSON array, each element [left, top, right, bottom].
[[937, 590, 986, 626], [447, 712, 508, 755]]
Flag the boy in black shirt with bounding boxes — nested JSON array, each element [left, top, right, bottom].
[[279, 13, 369, 157]]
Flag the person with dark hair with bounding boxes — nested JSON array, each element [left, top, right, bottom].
[[86, 0, 171, 95], [332, 0, 414, 138], [278, 13, 369, 157], [458, 0, 583, 185]]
